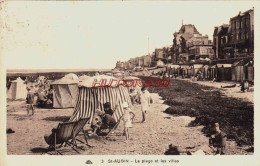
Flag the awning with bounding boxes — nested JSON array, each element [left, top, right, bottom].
[[216, 64, 232, 68]]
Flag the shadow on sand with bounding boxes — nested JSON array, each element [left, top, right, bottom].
[[42, 116, 70, 122], [30, 147, 50, 153]]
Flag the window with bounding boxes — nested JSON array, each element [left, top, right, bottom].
[[246, 33, 249, 39], [236, 21, 240, 29], [241, 20, 244, 29], [236, 33, 239, 40]]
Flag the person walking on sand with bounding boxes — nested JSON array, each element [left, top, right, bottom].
[[122, 102, 132, 140], [139, 87, 151, 123], [26, 87, 35, 115]]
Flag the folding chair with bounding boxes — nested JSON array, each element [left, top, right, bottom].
[[105, 116, 123, 137], [50, 121, 79, 155], [71, 117, 92, 148]]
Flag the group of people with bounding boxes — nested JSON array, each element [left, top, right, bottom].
[[90, 87, 151, 140], [25, 76, 54, 115]]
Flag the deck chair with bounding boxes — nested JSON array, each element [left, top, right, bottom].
[[71, 117, 92, 148], [105, 116, 123, 137], [51, 121, 78, 155]]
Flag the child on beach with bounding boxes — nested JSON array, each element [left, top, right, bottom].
[[26, 87, 35, 115], [209, 123, 227, 155], [122, 102, 132, 140]]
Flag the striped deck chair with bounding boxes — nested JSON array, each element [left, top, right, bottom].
[[71, 117, 92, 148], [105, 115, 123, 137], [51, 121, 78, 155]]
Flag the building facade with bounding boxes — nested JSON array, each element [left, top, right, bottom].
[[213, 8, 254, 59], [213, 24, 231, 59], [172, 24, 213, 63], [230, 8, 254, 57]]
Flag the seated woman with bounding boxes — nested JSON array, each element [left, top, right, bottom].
[[96, 112, 117, 136], [91, 103, 117, 136], [104, 102, 114, 116]]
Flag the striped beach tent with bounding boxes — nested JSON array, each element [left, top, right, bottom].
[[69, 75, 131, 123]]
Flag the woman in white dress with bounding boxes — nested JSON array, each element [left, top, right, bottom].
[[139, 87, 151, 123]]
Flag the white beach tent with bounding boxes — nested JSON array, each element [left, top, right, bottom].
[[63, 73, 79, 80], [7, 77, 27, 100], [69, 75, 131, 123], [51, 77, 79, 108]]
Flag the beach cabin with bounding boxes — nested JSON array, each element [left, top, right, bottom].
[[216, 64, 232, 81], [244, 61, 254, 82], [202, 65, 210, 79], [193, 64, 204, 76], [170, 65, 180, 76], [209, 65, 217, 79], [180, 65, 190, 78], [232, 61, 245, 82]]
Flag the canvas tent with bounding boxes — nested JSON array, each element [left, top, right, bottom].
[[7, 77, 27, 100], [63, 73, 78, 80], [51, 78, 79, 108], [69, 75, 131, 123]]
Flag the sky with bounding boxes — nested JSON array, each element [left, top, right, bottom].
[[0, 1, 258, 69]]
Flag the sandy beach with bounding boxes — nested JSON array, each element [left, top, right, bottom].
[[6, 85, 253, 155]]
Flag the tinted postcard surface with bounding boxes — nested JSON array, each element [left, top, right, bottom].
[[0, 1, 259, 166]]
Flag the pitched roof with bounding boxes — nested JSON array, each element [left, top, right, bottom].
[[181, 33, 193, 40], [178, 24, 200, 34]]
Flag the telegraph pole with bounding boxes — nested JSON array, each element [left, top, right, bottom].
[[148, 37, 150, 55]]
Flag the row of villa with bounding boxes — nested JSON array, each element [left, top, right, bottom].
[[116, 8, 254, 74]]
